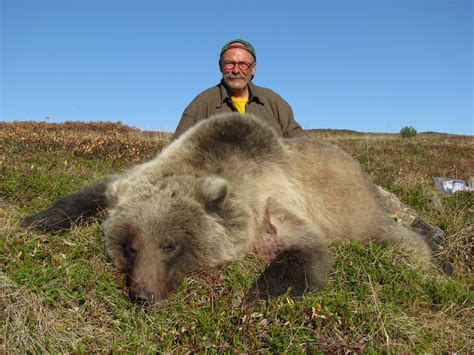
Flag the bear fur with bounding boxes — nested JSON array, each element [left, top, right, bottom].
[[22, 113, 432, 304]]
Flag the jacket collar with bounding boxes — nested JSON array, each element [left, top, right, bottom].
[[217, 80, 263, 108]]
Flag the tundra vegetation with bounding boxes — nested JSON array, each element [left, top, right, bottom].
[[400, 126, 418, 139], [1, 121, 472, 352]]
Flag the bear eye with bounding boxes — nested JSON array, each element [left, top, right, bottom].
[[162, 243, 176, 253], [124, 244, 138, 262]]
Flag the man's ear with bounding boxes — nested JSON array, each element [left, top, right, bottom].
[[218, 59, 224, 74], [198, 177, 229, 210], [251, 62, 256, 76]]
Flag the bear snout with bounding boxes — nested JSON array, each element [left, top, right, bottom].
[[128, 287, 156, 305]]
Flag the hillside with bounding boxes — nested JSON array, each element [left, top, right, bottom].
[[1, 121, 472, 352]]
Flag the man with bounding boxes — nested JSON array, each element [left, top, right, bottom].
[[172, 39, 446, 256], [173, 39, 305, 140]]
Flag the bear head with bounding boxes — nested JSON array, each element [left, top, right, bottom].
[[102, 175, 250, 305]]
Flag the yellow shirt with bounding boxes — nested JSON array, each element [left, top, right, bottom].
[[231, 96, 248, 113]]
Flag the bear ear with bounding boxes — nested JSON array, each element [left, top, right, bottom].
[[198, 177, 229, 209]]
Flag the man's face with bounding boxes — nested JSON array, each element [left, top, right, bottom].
[[220, 46, 256, 94]]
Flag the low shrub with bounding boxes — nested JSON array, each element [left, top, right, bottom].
[[400, 126, 417, 138]]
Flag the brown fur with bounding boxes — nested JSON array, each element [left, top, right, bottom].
[[23, 113, 432, 304]]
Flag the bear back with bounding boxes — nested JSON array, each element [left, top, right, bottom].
[[174, 113, 287, 169]]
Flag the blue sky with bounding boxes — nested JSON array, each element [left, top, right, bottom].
[[1, 0, 472, 134]]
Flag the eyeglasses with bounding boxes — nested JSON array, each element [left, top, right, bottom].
[[221, 60, 254, 71]]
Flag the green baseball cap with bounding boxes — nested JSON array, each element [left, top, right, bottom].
[[220, 39, 256, 60]]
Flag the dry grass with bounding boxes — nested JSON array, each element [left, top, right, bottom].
[[1, 121, 473, 352]]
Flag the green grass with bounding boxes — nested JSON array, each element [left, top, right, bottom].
[[1, 122, 472, 352]]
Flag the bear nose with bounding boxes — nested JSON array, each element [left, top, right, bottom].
[[128, 287, 155, 305]]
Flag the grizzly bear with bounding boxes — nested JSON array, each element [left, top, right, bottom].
[[22, 113, 432, 304]]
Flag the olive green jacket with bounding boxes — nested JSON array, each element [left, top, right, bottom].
[[173, 81, 306, 140]]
